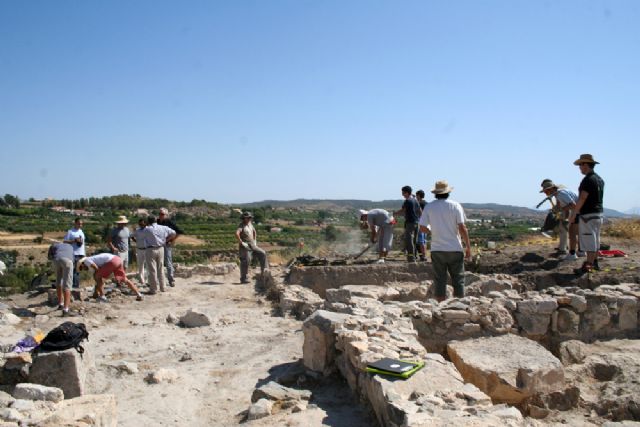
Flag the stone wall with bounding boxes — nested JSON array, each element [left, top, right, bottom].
[[287, 263, 434, 298]]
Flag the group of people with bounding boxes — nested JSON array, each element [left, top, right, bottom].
[[360, 180, 471, 302], [358, 152, 604, 302], [47, 153, 604, 312], [539, 153, 605, 275], [49, 208, 184, 314]]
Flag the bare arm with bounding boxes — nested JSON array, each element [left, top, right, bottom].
[[458, 223, 472, 260], [106, 233, 117, 253]]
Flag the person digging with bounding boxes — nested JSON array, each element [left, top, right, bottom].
[[77, 253, 143, 302]]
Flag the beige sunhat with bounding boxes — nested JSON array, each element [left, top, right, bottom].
[[431, 180, 454, 194], [115, 215, 129, 224]]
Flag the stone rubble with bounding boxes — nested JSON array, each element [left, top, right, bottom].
[[179, 308, 212, 328], [272, 264, 640, 425]]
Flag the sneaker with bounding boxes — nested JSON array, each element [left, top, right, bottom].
[[97, 296, 109, 303], [376, 259, 385, 264], [563, 253, 578, 261], [62, 309, 78, 317], [168, 282, 175, 288], [57, 304, 64, 311], [136, 294, 143, 301], [576, 251, 586, 257]]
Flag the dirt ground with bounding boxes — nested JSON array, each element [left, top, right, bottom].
[[1, 266, 374, 427]]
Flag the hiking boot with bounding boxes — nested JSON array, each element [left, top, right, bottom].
[[576, 250, 586, 257], [563, 253, 578, 261], [574, 262, 593, 276], [62, 309, 78, 317], [168, 282, 175, 288]]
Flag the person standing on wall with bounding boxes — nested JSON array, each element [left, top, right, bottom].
[[158, 208, 183, 287], [419, 181, 472, 302], [415, 190, 428, 261], [569, 154, 605, 275], [63, 217, 86, 289], [394, 186, 421, 263]]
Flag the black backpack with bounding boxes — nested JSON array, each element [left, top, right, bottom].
[[39, 322, 89, 354]]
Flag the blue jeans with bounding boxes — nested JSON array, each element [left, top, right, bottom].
[[431, 251, 465, 299], [164, 246, 174, 284]]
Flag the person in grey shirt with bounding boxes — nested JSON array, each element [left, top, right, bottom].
[[107, 215, 131, 269], [130, 217, 148, 287], [359, 209, 395, 263], [48, 242, 75, 316], [142, 215, 177, 294]]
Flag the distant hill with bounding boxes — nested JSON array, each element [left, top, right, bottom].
[[240, 199, 544, 218], [240, 199, 636, 219]]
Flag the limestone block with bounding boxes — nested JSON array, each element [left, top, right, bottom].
[[517, 298, 558, 315], [616, 296, 638, 330], [247, 398, 273, 420], [569, 295, 587, 313], [251, 381, 311, 403], [279, 285, 324, 320], [12, 383, 63, 403], [514, 311, 552, 336], [439, 310, 471, 323], [145, 368, 178, 384], [583, 300, 610, 332], [558, 340, 588, 365], [179, 308, 211, 328], [302, 310, 350, 373], [0, 313, 20, 326], [556, 308, 580, 335], [28, 345, 94, 399], [38, 394, 117, 427], [447, 335, 564, 405]]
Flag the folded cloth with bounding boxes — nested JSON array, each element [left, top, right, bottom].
[[598, 250, 627, 258]]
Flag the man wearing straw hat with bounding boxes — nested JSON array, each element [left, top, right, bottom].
[[569, 154, 605, 274], [107, 215, 131, 270], [419, 180, 472, 302]]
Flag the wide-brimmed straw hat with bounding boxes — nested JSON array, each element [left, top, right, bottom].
[[573, 153, 599, 165], [431, 180, 454, 194], [115, 215, 129, 224], [76, 257, 87, 272]]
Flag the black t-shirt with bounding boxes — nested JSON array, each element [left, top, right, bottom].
[[578, 171, 604, 214], [158, 218, 184, 235], [402, 197, 421, 223]]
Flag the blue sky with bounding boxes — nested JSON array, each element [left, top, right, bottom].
[[1, 1, 638, 212]]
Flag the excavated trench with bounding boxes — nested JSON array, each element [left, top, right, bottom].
[[283, 258, 640, 424]]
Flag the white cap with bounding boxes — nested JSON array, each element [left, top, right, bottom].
[[358, 209, 368, 217], [159, 208, 169, 215]]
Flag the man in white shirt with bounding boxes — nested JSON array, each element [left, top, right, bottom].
[[419, 180, 472, 302], [142, 215, 177, 294], [63, 217, 86, 289]]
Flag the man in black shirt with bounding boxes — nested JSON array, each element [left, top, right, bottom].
[[158, 208, 184, 286], [569, 154, 605, 274], [394, 185, 421, 262], [415, 190, 427, 261]]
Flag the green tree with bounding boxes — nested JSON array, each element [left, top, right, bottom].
[[324, 225, 338, 241]]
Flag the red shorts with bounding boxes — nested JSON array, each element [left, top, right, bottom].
[[96, 256, 126, 282]]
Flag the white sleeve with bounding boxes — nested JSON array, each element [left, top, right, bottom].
[[455, 203, 465, 224], [418, 207, 428, 228]]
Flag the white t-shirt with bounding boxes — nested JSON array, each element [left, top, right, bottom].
[[84, 253, 114, 268], [64, 228, 86, 256], [419, 199, 466, 252]]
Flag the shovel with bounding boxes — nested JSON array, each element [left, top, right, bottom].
[[352, 243, 373, 261]]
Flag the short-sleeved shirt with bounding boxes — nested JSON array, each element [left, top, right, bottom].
[[132, 227, 147, 249], [419, 199, 466, 252], [83, 253, 115, 268], [402, 197, 421, 223], [554, 188, 578, 208], [64, 227, 86, 256], [110, 227, 130, 252], [578, 172, 604, 215], [238, 222, 256, 245], [419, 200, 427, 210], [367, 209, 392, 228], [142, 223, 177, 248], [158, 218, 184, 235], [48, 243, 74, 262]]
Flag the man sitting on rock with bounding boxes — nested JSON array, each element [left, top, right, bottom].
[[419, 180, 472, 302], [77, 253, 143, 302]]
